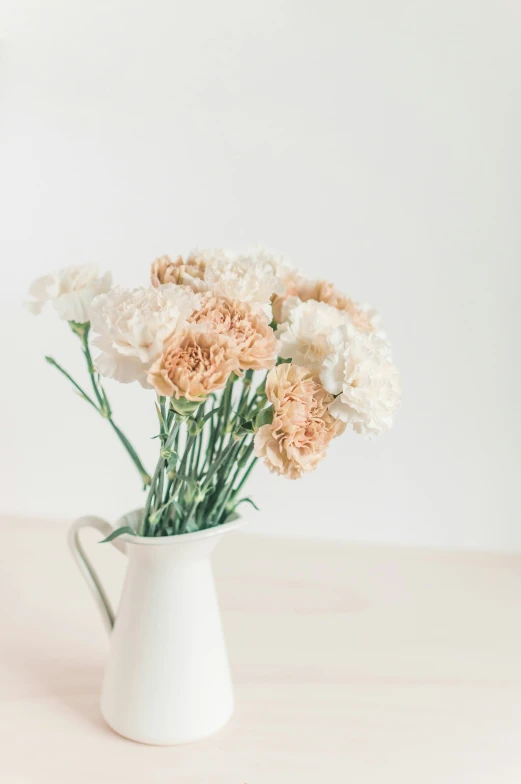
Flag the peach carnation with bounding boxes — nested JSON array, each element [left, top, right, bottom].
[[189, 295, 277, 372], [151, 255, 206, 290], [273, 277, 377, 333], [147, 328, 239, 400], [298, 280, 375, 332], [254, 363, 345, 480]]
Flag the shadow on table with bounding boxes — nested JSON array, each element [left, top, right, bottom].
[[0, 643, 117, 737]]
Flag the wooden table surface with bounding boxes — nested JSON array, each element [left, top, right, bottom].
[[1, 517, 521, 783]]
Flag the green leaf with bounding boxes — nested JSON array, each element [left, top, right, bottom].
[[155, 402, 167, 430], [200, 408, 219, 424], [235, 497, 260, 511], [99, 525, 135, 544], [254, 382, 266, 398], [74, 390, 93, 402], [254, 406, 274, 430], [238, 420, 255, 435]]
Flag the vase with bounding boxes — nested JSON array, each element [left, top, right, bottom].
[[68, 508, 243, 745]]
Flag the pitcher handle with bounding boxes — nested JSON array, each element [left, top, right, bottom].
[[68, 515, 128, 635]]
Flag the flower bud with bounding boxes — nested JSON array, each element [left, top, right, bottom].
[[170, 396, 206, 417]]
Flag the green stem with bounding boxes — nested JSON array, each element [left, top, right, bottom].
[[204, 439, 244, 524], [172, 434, 196, 493], [142, 459, 164, 536], [193, 404, 206, 477], [45, 357, 99, 412], [243, 376, 268, 419], [236, 369, 254, 418], [170, 433, 197, 533], [46, 350, 151, 488], [227, 439, 253, 492], [214, 375, 235, 455], [231, 453, 258, 500], [205, 407, 220, 472], [200, 439, 238, 492], [142, 417, 182, 535], [70, 322, 151, 488]]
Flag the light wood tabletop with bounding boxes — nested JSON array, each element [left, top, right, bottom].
[[1, 516, 521, 783]]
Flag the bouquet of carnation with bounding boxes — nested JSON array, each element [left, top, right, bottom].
[[26, 248, 401, 539]]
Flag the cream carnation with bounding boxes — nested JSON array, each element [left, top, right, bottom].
[[25, 264, 112, 323], [89, 284, 200, 387], [320, 324, 401, 437], [189, 295, 277, 372], [246, 247, 299, 288], [254, 364, 345, 480], [268, 254, 306, 323], [185, 247, 284, 310], [275, 297, 349, 370], [147, 328, 239, 400], [151, 247, 288, 314]]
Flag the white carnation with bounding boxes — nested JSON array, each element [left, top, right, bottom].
[[245, 246, 300, 289], [187, 246, 285, 309], [275, 297, 350, 370], [320, 324, 401, 437], [24, 264, 112, 323], [89, 284, 200, 387]]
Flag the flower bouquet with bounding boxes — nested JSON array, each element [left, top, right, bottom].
[[27, 248, 400, 538], [26, 248, 400, 744]]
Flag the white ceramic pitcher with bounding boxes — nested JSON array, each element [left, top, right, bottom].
[[68, 509, 242, 745]]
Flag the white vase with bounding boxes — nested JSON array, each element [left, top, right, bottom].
[[68, 509, 242, 745]]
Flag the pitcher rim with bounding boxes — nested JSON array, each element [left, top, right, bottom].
[[117, 509, 246, 546]]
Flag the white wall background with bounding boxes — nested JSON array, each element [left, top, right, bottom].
[[1, 1, 520, 549]]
